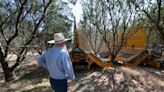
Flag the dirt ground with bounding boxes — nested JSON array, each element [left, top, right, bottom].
[[0, 54, 164, 92]]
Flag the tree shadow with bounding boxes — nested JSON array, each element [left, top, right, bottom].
[[69, 66, 164, 92], [139, 66, 164, 81], [19, 85, 53, 92], [1, 57, 164, 92], [15, 66, 48, 82], [4, 66, 51, 92]]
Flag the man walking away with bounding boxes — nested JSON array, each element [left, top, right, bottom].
[[37, 33, 75, 92]]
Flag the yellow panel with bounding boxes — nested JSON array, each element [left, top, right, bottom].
[[126, 27, 147, 48], [143, 59, 161, 68], [115, 27, 148, 67], [87, 53, 113, 68]]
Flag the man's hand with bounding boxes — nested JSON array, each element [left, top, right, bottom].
[[68, 79, 74, 86]]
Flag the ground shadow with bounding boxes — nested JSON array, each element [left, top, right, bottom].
[[19, 85, 52, 92], [69, 66, 164, 92], [16, 66, 48, 81]]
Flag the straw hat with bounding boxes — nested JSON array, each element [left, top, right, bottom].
[[47, 33, 70, 44]]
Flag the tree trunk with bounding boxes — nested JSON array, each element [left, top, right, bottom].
[[110, 53, 116, 63], [0, 47, 15, 82], [156, 25, 164, 42], [3, 68, 14, 82]]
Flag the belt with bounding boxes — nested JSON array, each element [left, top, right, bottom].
[[50, 77, 66, 81]]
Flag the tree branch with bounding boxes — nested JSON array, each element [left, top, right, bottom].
[[4, 0, 28, 58], [10, 0, 52, 71], [157, 0, 161, 24]]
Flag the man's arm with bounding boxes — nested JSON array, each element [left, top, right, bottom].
[[37, 51, 47, 69], [61, 52, 75, 80]]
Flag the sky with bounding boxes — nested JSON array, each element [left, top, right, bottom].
[[61, 0, 83, 34], [61, 0, 83, 23], [71, 0, 83, 23]]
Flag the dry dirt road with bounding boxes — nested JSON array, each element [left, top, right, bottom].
[[0, 54, 164, 92]]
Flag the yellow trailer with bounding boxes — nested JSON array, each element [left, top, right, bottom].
[[70, 17, 112, 69], [115, 27, 148, 67], [70, 17, 161, 69]]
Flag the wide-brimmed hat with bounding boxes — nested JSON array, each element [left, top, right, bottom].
[[47, 33, 70, 44]]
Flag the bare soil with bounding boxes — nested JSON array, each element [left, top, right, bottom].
[[0, 54, 164, 92]]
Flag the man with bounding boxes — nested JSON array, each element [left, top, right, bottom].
[[37, 33, 75, 92]]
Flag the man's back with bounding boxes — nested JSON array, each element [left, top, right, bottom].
[[37, 45, 75, 80], [37, 32, 75, 92]]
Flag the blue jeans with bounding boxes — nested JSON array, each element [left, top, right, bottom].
[[50, 77, 67, 92]]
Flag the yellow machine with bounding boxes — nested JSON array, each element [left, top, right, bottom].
[[115, 27, 161, 68], [115, 27, 148, 67], [70, 17, 112, 69], [70, 18, 161, 69]]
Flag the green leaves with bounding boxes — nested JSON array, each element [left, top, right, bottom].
[[0, 2, 4, 7]]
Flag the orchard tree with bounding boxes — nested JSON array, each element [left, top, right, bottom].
[[0, 0, 52, 82], [0, 0, 73, 82], [129, 0, 164, 42], [81, 0, 139, 61]]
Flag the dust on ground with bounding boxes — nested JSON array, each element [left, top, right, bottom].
[[0, 54, 164, 92]]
